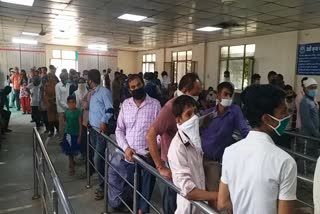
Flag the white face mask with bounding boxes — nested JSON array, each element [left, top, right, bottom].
[[177, 115, 202, 152], [78, 83, 86, 90], [176, 89, 199, 101], [220, 98, 232, 107]]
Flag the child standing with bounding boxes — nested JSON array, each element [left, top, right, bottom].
[[19, 70, 31, 114], [60, 96, 82, 175]]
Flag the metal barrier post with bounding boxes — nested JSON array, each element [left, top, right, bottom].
[[103, 144, 109, 214], [190, 204, 193, 214], [133, 162, 139, 214], [39, 151, 46, 214], [86, 128, 91, 189], [52, 187, 59, 214], [303, 139, 307, 175], [32, 130, 40, 199]]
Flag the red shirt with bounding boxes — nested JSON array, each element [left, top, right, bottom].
[[151, 97, 177, 162], [11, 73, 20, 90]]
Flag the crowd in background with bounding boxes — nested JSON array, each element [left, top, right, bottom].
[[0, 65, 319, 214]]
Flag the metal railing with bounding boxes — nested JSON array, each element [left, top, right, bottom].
[[86, 127, 218, 214], [32, 127, 75, 214], [281, 131, 320, 209]]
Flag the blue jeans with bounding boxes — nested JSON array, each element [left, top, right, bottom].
[[162, 162, 177, 214], [135, 155, 156, 213], [90, 129, 106, 189]]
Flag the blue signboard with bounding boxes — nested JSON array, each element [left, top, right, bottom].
[[297, 43, 320, 75]]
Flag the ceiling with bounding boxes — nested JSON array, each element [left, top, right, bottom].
[[1, 0, 320, 51]]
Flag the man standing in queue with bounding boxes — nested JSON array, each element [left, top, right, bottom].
[[200, 82, 249, 194], [146, 73, 202, 214]]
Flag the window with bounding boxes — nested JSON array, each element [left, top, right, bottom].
[[50, 50, 78, 78], [142, 54, 156, 73], [172, 50, 192, 83], [219, 44, 255, 90]]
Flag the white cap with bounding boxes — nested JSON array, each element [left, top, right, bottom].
[[303, 78, 318, 88]]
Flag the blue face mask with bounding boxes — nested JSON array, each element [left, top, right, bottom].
[[307, 89, 318, 97]]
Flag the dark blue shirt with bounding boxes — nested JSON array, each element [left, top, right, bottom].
[[200, 104, 249, 161]]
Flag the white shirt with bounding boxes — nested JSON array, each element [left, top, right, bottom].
[[74, 87, 88, 109], [314, 157, 320, 214], [221, 131, 297, 214], [168, 130, 205, 214], [101, 74, 106, 87], [161, 76, 171, 89], [27, 83, 41, 107], [55, 82, 70, 113]]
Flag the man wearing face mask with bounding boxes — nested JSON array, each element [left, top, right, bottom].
[[55, 72, 70, 142], [87, 69, 113, 200], [168, 95, 218, 214], [300, 78, 320, 138], [74, 78, 88, 109], [112, 74, 161, 213], [146, 73, 202, 214], [200, 82, 249, 193], [218, 84, 297, 214]]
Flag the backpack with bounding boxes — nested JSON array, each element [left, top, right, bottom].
[[108, 152, 134, 209]]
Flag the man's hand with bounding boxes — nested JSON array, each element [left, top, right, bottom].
[[125, 148, 136, 162], [99, 122, 107, 133], [157, 165, 172, 180]]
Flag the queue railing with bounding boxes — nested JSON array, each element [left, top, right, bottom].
[[281, 131, 320, 209], [86, 127, 219, 214], [32, 127, 75, 214]]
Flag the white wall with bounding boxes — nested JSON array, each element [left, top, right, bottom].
[[46, 45, 118, 74], [205, 32, 298, 89], [136, 30, 320, 91], [0, 42, 46, 87], [117, 51, 138, 74]]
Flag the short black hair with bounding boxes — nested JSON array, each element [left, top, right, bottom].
[[128, 74, 144, 86], [144, 72, 154, 81], [88, 69, 101, 84], [49, 65, 55, 70], [178, 73, 200, 91], [224, 70, 230, 77], [42, 67, 47, 72], [161, 71, 168, 76], [268, 71, 277, 79], [243, 84, 286, 128], [217, 82, 234, 95], [251, 73, 261, 81], [277, 74, 284, 81], [67, 95, 76, 102], [172, 95, 197, 118], [208, 87, 214, 91], [284, 84, 293, 91]]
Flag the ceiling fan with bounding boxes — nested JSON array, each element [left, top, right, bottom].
[[39, 24, 46, 36]]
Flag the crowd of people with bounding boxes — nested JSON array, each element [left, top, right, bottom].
[[1, 65, 319, 214]]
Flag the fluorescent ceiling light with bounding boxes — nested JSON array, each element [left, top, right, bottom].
[[12, 37, 38, 45], [118, 13, 147, 22], [22, 32, 39, 36], [196, 26, 222, 32], [0, 0, 34, 6], [88, 44, 108, 51]]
